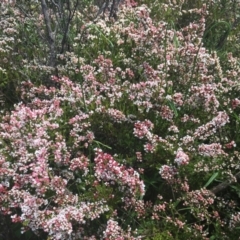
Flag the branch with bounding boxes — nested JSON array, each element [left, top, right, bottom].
[[41, 0, 54, 43], [41, 0, 59, 67], [60, 0, 79, 53], [51, 0, 62, 19], [94, 0, 123, 20], [210, 171, 240, 195]]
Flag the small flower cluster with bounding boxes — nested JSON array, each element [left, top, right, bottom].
[[94, 149, 145, 198], [229, 212, 240, 229], [198, 143, 226, 157], [133, 120, 154, 139], [183, 189, 215, 208], [103, 219, 141, 240], [106, 108, 127, 123], [174, 148, 190, 166], [159, 165, 178, 182], [193, 111, 229, 140]]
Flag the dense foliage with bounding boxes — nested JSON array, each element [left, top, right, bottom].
[[1, 0, 240, 239]]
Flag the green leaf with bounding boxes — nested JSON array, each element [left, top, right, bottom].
[[88, 24, 114, 48], [93, 140, 112, 149], [167, 100, 178, 117], [204, 172, 219, 188], [173, 33, 179, 48], [178, 207, 191, 211]]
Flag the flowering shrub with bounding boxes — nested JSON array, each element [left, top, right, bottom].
[[0, 77, 145, 239], [1, 0, 240, 239]]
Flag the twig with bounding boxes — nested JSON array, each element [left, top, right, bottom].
[[41, 0, 60, 68], [210, 171, 240, 194], [41, 0, 54, 43]]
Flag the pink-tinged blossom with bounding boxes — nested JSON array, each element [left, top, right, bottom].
[[183, 189, 215, 208], [20, 195, 42, 223], [94, 149, 145, 198], [103, 218, 140, 240], [30, 160, 49, 190], [229, 212, 240, 228], [225, 141, 236, 149], [106, 108, 127, 123], [69, 113, 94, 147], [198, 143, 226, 157], [180, 135, 194, 146], [69, 113, 89, 124], [44, 202, 109, 239], [144, 143, 155, 153], [159, 165, 178, 181], [11, 214, 21, 223], [231, 98, 240, 109], [174, 148, 190, 166], [168, 125, 179, 133], [133, 120, 154, 139], [50, 176, 68, 195], [103, 219, 124, 240], [136, 152, 142, 162], [173, 93, 183, 106], [0, 184, 6, 193], [125, 0, 138, 7], [69, 154, 89, 176], [194, 111, 229, 140], [181, 180, 190, 192], [0, 157, 14, 178], [211, 111, 229, 127], [45, 215, 73, 240], [160, 105, 174, 121], [181, 114, 200, 124], [187, 83, 219, 112]]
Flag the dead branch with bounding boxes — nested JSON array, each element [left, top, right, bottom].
[[210, 171, 240, 195]]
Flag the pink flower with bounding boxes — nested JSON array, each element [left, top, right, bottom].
[[231, 98, 240, 109], [174, 148, 190, 166], [94, 149, 145, 198], [198, 143, 226, 157], [69, 154, 89, 175], [159, 165, 178, 180], [133, 120, 154, 139]]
